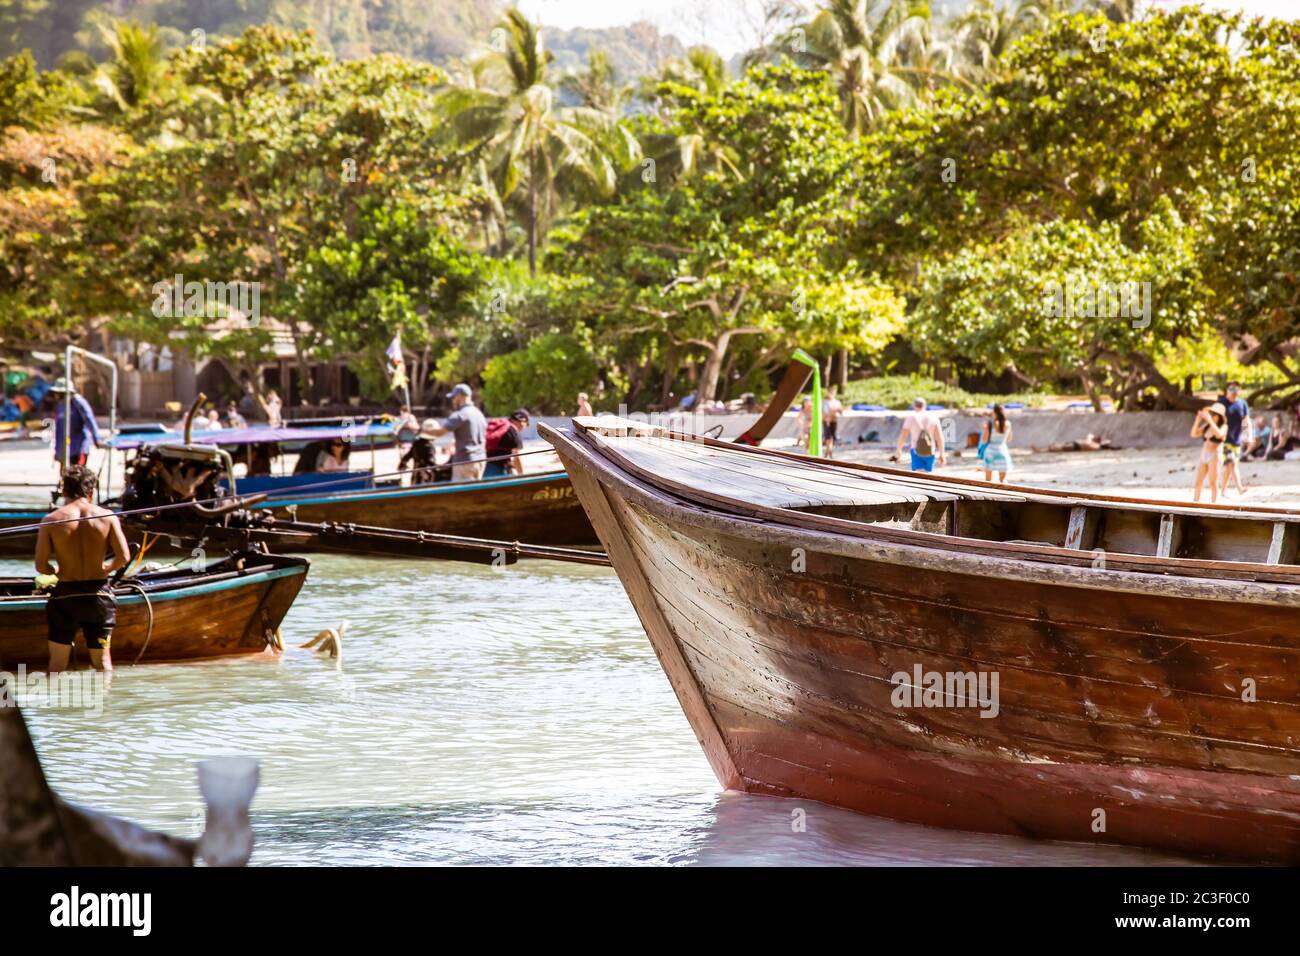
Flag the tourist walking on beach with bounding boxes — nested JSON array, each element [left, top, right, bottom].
[[423, 383, 487, 481], [576, 392, 593, 417], [896, 397, 945, 472], [484, 409, 530, 478], [36, 465, 129, 675], [257, 388, 283, 428], [822, 388, 843, 458], [796, 397, 813, 451], [50, 378, 102, 473], [1217, 381, 1249, 496], [1192, 402, 1228, 502], [981, 404, 1014, 483]]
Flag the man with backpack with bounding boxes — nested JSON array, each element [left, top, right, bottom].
[[484, 409, 530, 478], [895, 397, 946, 473]]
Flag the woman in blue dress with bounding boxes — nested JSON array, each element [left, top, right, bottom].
[[981, 404, 1013, 484]]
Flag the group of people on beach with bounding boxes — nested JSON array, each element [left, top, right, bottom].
[[892, 396, 1014, 484], [796, 389, 846, 458]]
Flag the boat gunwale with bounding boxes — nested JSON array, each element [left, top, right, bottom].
[[252, 469, 571, 509], [592, 419, 1300, 521], [541, 422, 1300, 603], [0, 554, 309, 608]]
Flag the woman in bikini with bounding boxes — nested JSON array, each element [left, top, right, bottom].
[[1192, 402, 1228, 502]]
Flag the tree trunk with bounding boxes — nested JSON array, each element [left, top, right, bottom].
[[1081, 371, 1104, 413], [527, 146, 538, 276], [696, 330, 734, 405], [836, 347, 848, 388]]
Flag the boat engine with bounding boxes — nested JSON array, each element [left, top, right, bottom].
[[120, 442, 236, 514]]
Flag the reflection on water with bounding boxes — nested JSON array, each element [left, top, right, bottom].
[[4, 553, 1201, 866]]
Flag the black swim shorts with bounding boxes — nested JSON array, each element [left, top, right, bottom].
[[46, 580, 117, 650]]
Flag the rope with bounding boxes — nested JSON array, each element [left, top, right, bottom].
[[118, 581, 156, 665], [0, 491, 262, 538]]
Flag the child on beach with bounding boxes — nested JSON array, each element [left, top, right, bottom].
[[1191, 403, 1228, 502]]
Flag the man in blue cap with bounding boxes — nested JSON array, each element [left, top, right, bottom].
[[50, 378, 103, 474], [423, 383, 487, 481]]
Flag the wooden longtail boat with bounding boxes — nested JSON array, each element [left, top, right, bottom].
[[542, 416, 1300, 863], [253, 469, 596, 549], [0, 552, 308, 669]]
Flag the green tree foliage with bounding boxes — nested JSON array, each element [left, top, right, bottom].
[[554, 64, 904, 405], [481, 332, 600, 415], [911, 207, 1206, 409], [8, 2, 1300, 415], [437, 9, 638, 274]]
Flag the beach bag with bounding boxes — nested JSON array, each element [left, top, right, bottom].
[[485, 418, 512, 456], [914, 421, 935, 457]]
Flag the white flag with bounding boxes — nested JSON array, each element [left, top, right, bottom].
[[385, 331, 402, 365]]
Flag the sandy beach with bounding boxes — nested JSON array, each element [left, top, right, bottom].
[[833, 443, 1300, 507]]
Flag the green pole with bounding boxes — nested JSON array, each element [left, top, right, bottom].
[[791, 348, 821, 457]]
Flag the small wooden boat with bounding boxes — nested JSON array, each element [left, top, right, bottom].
[[0, 416, 598, 554], [0, 552, 308, 669], [543, 416, 1300, 863], [253, 469, 596, 548]]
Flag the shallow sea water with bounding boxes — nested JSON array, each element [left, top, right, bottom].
[[4, 552, 1202, 866]]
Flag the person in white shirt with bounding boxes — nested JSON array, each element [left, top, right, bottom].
[[894, 397, 946, 472]]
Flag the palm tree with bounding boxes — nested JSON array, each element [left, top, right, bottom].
[[635, 47, 742, 183], [1087, 0, 1143, 24], [639, 46, 731, 109], [438, 10, 635, 273], [88, 16, 168, 114], [952, 0, 1054, 80], [791, 0, 956, 137], [559, 49, 632, 114]]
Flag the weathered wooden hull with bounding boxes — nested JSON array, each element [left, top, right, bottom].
[[545, 422, 1300, 863], [0, 555, 308, 669], [253, 470, 597, 549]]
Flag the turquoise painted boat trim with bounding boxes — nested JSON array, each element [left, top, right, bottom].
[[0, 564, 305, 612], [253, 470, 567, 509]]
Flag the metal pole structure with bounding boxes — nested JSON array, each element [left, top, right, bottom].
[[790, 348, 822, 457], [63, 345, 118, 500]]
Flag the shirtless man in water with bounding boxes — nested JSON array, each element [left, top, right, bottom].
[[34, 465, 130, 673]]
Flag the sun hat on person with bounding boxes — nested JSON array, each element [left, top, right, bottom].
[[420, 418, 440, 436], [449, 383, 472, 400], [1206, 402, 1228, 418], [49, 377, 73, 393], [913, 397, 927, 409]]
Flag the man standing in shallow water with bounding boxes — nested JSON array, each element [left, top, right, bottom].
[[35, 465, 130, 675]]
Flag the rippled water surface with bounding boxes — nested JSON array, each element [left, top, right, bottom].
[[4, 552, 1201, 866]]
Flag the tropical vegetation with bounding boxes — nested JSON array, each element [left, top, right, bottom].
[[2, 1, 1300, 414]]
